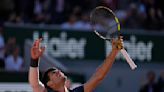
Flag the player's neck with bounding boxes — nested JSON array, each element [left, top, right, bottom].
[[52, 86, 68, 92]]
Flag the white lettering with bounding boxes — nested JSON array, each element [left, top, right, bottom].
[[106, 35, 154, 62], [33, 31, 87, 59]]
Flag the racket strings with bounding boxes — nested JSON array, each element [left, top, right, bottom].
[[90, 7, 119, 39]]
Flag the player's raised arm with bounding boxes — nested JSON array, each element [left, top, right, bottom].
[[84, 38, 123, 92], [28, 38, 46, 92]]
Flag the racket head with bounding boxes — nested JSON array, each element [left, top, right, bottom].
[[90, 6, 121, 40]]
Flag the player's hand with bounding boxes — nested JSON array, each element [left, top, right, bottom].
[[31, 38, 45, 60], [111, 36, 123, 51]]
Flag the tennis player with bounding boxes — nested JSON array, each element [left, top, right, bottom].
[[29, 37, 123, 92]]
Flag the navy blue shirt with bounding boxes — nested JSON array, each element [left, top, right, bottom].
[[47, 85, 84, 92]]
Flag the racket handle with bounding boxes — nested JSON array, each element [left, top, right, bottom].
[[120, 49, 137, 70]]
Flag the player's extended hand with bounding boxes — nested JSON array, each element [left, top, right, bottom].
[[31, 38, 45, 60], [111, 36, 123, 51]]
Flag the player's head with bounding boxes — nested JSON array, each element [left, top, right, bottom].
[[42, 67, 67, 88]]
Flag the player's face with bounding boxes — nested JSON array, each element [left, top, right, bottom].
[[48, 69, 67, 85]]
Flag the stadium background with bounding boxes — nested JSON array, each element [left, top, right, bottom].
[[0, 0, 164, 92]]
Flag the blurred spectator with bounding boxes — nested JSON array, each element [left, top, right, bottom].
[[116, 0, 132, 10], [140, 0, 163, 30], [82, 0, 96, 12], [0, 0, 14, 23], [139, 70, 158, 92], [1, 0, 27, 24], [0, 0, 163, 31], [5, 36, 16, 57], [50, 0, 70, 24], [123, 3, 144, 29], [5, 45, 23, 71], [98, 0, 118, 10], [32, 0, 51, 24], [156, 70, 164, 92], [61, 14, 78, 29], [155, 0, 164, 30], [72, 0, 96, 12], [7, 12, 24, 24], [75, 12, 91, 30], [0, 27, 5, 69], [155, 0, 163, 17], [21, 0, 35, 23]]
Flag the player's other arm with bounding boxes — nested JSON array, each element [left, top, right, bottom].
[[84, 38, 123, 92], [28, 38, 46, 92]]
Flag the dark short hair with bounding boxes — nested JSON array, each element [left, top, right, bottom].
[[42, 67, 57, 88]]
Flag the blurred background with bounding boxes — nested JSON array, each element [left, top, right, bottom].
[[0, 0, 164, 92]]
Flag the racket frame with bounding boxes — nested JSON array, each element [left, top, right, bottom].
[[91, 6, 137, 70]]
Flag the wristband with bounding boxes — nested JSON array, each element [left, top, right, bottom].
[[30, 58, 39, 67]]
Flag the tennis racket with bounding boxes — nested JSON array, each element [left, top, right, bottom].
[[90, 6, 137, 70]]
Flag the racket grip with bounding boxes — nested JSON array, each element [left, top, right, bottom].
[[120, 49, 137, 70]]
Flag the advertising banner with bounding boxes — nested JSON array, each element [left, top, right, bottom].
[[4, 25, 164, 62]]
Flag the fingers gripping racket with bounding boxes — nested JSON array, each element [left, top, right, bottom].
[[90, 6, 137, 70]]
